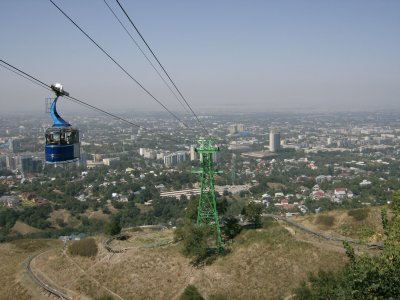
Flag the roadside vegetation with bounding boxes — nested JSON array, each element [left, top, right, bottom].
[[294, 190, 400, 299]]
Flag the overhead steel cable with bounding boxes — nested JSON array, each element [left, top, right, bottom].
[[115, 0, 210, 135], [0, 60, 52, 90], [0, 59, 183, 144], [0, 62, 53, 93], [103, 0, 191, 116], [49, 0, 188, 129]]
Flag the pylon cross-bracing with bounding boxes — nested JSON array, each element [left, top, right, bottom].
[[192, 138, 223, 252]]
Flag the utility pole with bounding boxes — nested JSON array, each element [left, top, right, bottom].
[[192, 138, 223, 252]]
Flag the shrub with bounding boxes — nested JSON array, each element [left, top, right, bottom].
[[104, 215, 121, 236], [347, 208, 370, 221], [315, 215, 335, 227], [68, 238, 98, 257], [209, 294, 228, 300], [223, 216, 242, 240], [179, 285, 204, 300], [95, 296, 113, 300]]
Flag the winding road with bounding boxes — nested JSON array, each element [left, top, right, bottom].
[[24, 250, 73, 300]]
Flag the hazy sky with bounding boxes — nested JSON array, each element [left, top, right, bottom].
[[1, 0, 399, 115]]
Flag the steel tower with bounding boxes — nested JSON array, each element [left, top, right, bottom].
[[192, 138, 223, 252]]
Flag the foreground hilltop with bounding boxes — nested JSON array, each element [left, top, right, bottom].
[[29, 219, 347, 300]]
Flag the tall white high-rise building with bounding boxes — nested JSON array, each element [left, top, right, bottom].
[[190, 145, 199, 161], [269, 131, 280, 152]]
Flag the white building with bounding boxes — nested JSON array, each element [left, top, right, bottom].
[[269, 131, 281, 152], [164, 151, 187, 167], [360, 179, 372, 187]]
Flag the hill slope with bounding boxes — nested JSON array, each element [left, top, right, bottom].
[[294, 206, 386, 242], [0, 239, 61, 300], [33, 221, 348, 299]]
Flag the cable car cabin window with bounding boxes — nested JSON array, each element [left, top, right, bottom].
[[61, 132, 69, 145], [46, 130, 61, 145], [61, 130, 78, 145]]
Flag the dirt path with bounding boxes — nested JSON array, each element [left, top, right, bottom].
[[28, 249, 75, 299], [282, 224, 346, 253]]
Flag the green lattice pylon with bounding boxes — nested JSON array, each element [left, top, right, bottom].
[[192, 138, 223, 252]]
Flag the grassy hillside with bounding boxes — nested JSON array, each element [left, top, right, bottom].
[[294, 206, 386, 242], [0, 239, 61, 300], [10, 221, 42, 235], [34, 220, 348, 300]]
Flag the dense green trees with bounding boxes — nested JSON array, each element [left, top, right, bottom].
[[152, 197, 188, 224], [19, 205, 52, 229], [0, 208, 18, 241], [0, 208, 18, 228]]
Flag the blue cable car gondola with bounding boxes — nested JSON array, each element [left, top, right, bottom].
[[45, 83, 80, 164]]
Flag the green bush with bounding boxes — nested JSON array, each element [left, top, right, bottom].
[[68, 238, 98, 257], [223, 216, 241, 240], [315, 215, 335, 227], [347, 208, 370, 221], [104, 215, 121, 236], [179, 285, 204, 300]]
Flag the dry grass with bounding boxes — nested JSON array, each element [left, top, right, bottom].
[[0, 239, 61, 300], [347, 208, 370, 221], [35, 222, 348, 300], [49, 209, 80, 228], [10, 221, 42, 235], [267, 182, 286, 190], [111, 228, 174, 249], [315, 215, 335, 227], [85, 209, 110, 222], [69, 238, 98, 257], [295, 207, 386, 242]]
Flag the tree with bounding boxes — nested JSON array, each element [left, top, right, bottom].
[[217, 198, 228, 216], [0, 184, 7, 197], [223, 216, 241, 240], [181, 224, 213, 265], [242, 202, 263, 228], [104, 215, 121, 236]]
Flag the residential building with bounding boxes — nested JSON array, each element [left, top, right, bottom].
[[269, 131, 280, 152]]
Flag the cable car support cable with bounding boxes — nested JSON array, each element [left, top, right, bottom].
[[103, 0, 191, 116], [49, 0, 188, 129], [0, 59, 183, 144], [115, 0, 210, 136]]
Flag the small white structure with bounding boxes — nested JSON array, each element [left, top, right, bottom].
[[360, 179, 372, 187]]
